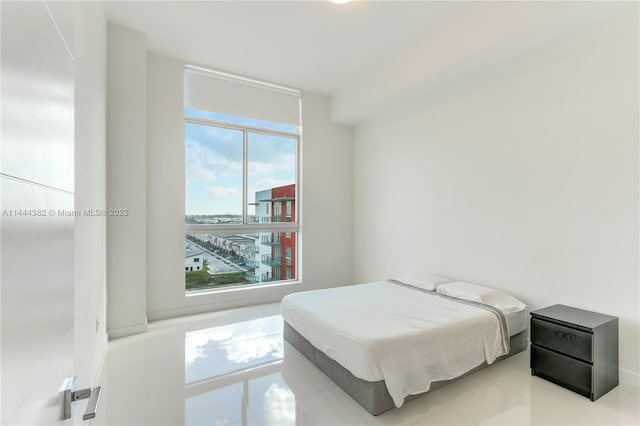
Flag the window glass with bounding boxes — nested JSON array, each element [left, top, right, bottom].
[[185, 123, 243, 223], [248, 133, 296, 224], [186, 232, 297, 291]]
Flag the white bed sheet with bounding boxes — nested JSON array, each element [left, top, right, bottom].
[[281, 281, 509, 407]]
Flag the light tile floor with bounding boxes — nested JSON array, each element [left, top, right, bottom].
[[95, 303, 639, 426]]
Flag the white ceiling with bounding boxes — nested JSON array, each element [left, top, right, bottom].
[[105, 1, 474, 95], [105, 1, 631, 123]]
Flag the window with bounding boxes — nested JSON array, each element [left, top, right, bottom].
[[184, 66, 301, 293], [273, 202, 281, 222], [285, 247, 292, 266]]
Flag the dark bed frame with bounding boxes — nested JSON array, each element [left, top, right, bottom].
[[283, 321, 528, 416]]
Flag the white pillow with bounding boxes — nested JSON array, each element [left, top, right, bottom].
[[436, 281, 526, 314], [391, 274, 454, 291]]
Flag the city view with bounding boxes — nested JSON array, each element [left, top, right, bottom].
[[185, 184, 297, 292]]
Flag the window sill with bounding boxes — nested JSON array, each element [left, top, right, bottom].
[[185, 279, 301, 298]]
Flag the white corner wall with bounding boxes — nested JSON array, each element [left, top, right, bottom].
[[299, 91, 354, 291], [352, 12, 639, 385], [144, 52, 353, 320], [106, 24, 148, 337]]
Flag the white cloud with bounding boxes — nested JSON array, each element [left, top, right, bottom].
[[248, 161, 275, 175], [186, 138, 242, 183], [248, 153, 296, 176], [204, 125, 241, 143], [206, 186, 242, 198]]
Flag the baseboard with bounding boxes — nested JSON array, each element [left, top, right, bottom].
[[146, 281, 305, 321], [108, 319, 148, 340], [146, 294, 283, 322], [620, 367, 640, 388]]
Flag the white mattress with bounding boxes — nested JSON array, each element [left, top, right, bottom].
[[506, 309, 528, 336], [281, 281, 511, 407]]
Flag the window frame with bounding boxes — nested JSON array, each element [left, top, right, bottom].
[[184, 115, 301, 292]]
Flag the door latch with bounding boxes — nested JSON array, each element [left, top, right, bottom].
[[62, 377, 102, 420]]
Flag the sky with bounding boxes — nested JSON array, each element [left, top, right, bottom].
[[185, 109, 297, 216]]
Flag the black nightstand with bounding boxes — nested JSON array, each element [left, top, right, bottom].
[[530, 304, 618, 401]]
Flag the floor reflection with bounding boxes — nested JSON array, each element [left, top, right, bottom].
[[248, 373, 295, 426], [185, 384, 243, 426], [184, 315, 295, 426], [186, 315, 283, 384]]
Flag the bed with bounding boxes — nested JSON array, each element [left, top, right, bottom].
[[281, 278, 528, 415]]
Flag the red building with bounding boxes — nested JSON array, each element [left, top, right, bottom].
[[262, 184, 296, 281]]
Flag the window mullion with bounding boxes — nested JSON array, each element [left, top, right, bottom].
[[242, 129, 248, 224], [185, 222, 298, 234]]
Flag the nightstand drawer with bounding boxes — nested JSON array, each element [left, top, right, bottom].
[[531, 345, 592, 398], [531, 318, 592, 363]]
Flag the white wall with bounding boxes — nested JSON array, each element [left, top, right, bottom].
[[106, 24, 148, 337], [352, 12, 639, 385], [145, 52, 185, 319], [74, 0, 108, 400], [145, 52, 353, 320], [299, 91, 354, 291]]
